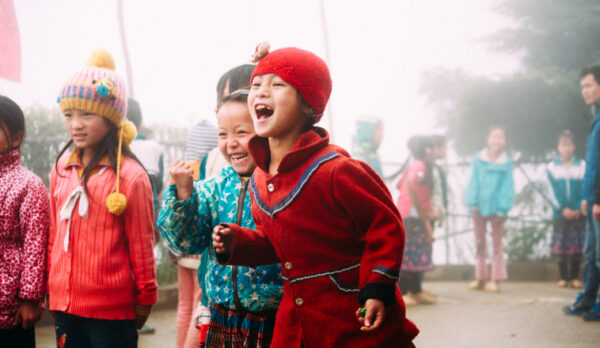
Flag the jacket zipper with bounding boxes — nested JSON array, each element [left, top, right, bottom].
[[231, 178, 249, 311]]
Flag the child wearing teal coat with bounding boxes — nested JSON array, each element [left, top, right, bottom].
[[465, 127, 515, 292], [158, 91, 283, 347]]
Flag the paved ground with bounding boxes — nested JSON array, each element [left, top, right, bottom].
[[35, 282, 600, 348]]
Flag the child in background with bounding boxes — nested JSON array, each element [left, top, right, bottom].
[[547, 130, 586, 288], [430, 134, 449, 226], [158, 88, 283, 347], [0, 95, 50, 348], [465, 126, 515, 293], [396, 135, 436, 306], [49, 50, 158, 347], [213, 43, 418, 347], [351, 115, 384, 177]]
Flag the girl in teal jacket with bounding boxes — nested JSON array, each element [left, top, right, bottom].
[[465, 127, 515, 292], [158, 91, 283, 347]]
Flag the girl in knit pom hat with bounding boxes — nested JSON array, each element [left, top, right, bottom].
[[213, 43, 418, 347], [48, 49, 157, 347]]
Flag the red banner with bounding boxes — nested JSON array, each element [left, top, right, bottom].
[[0, 0, 21, 82]]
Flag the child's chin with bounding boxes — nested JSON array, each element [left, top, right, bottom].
[[233, 165, 254, 176]]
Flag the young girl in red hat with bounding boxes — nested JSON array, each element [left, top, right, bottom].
[[213, 42, 418, 348]]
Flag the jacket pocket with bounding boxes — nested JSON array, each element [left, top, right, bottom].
[[328, 266, 360, 293], [0, 246, 22, 296]]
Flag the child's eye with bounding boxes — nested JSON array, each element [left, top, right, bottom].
[[83, 112, 94, 117], [273, 82, 284, 87], [252, 82, 261, 88], [63, 113, 72, 118]]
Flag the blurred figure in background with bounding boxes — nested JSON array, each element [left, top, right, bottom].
[[564, 66, 600, 321], [351, 115, 384, 177], [465, 126, 514, 293], [430, 134, 448, 227], [546, 130, 585, 289], [396, 135, 437, 305], [128, 99, 164, 218]]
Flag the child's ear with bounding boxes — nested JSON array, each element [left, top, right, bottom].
[[10, 131, 23, 148]]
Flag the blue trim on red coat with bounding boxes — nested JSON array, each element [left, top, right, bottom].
[[371, 266, 399, 280], [251, 152, 340, 217], [281, 261, 360, 284]]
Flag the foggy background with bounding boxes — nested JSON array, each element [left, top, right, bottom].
[[1, 0, 518, 163]]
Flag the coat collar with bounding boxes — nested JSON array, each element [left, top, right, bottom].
[[478, 148, 508, 164], [64, 147, 111, 169], [0, 149, 21, 173], [249, 127, 330, 173]]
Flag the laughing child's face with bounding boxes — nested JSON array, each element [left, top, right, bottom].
[[217, 100, 257, 176], [248, 73, 308, 141]]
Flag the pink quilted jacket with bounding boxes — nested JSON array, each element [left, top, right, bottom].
[[0, 149, 49, 328]]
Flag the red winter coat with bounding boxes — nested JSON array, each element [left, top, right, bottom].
[[0, 149, 49, 328], [219, 128, 418, 348]]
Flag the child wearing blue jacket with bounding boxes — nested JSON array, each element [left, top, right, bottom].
[[547, 130, 585, 288], [465, 127, 515, 292], [158, 90, 283, 347]]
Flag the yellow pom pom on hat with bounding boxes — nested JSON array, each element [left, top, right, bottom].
[[58, 49, 133, 216]]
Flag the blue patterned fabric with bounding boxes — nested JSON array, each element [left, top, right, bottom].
[[157, 166, 283, 312]]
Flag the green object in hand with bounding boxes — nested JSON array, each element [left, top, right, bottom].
[[359, 308, 367, 317]]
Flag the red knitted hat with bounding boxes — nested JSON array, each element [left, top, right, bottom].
[[251, 42, 332, 121]]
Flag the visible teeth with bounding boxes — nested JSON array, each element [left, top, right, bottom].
[[256, 105, 265, 110]]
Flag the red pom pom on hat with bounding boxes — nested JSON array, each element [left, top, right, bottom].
[[250, 43, 332, 120]]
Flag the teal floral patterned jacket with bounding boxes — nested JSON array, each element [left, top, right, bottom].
[[157, 166, 283, 312]]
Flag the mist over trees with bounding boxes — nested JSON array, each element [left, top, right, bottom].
[[421, 0, 600, 160]]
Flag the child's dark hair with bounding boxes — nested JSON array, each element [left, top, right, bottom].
[[580, 66, 600, 84], [487, 125, 507, 139], [558, 129, 575, 143], [0, 95, 26, 150], [54, 118, 144, 196], [216, 64, 255, 108], [218, 89, 249, 111], [407, 135, 434, 186], [430, 134, 446, 147]]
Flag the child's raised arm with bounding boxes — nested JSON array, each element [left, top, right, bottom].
[[157, 163, 216, 255]]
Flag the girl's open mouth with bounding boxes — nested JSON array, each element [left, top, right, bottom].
[[231, 154, 248, 164], [255, 104, 273, 120]]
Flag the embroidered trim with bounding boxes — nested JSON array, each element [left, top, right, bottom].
[[329, 275, 359, 293], [371, 266, 399, 280], [251, 152, 339, 218], [283, 261, 360, 284]]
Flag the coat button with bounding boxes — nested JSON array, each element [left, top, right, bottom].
[[267, 183, 275, 192], [284, 262, 292, 270], [295, 297, 304, 306]]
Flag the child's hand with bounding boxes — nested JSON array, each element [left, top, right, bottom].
[[212, 225, 232, 255], [13, 300, 42, 329], [135, 304, 152, 329], [581, 200, 588, 216], [594, 204, 600, 221], [356, 299, 385, 332], [170, 160, 194, 200], [562, 207, 573, 220]]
